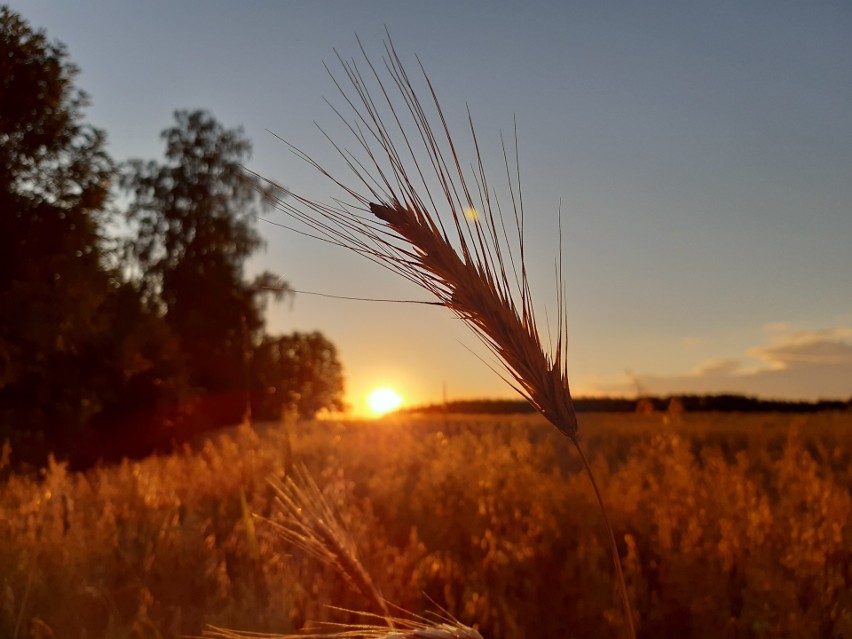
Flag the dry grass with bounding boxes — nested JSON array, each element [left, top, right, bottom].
[[207, 465, 482, 639], [263, 35, 632, 636], [2, 413, 851, 638]]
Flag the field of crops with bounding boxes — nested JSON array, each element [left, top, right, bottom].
[[1, 411, 850, 639]]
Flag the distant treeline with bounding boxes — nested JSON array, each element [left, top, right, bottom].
[[405, 394, 852, 416]]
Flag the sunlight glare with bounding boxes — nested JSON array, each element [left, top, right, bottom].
[[367, 387, 403, 416]]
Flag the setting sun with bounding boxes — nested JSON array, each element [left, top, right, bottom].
[[367, 387, 403, 416]]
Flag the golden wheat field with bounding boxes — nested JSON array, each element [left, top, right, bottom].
[[1, 411, 850, 639]]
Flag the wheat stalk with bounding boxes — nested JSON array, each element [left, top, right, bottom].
[[209, 469, 478, 639], [262, 33, 636, 638], [264, 465, 392, 624], [206, 610, 483, 639]]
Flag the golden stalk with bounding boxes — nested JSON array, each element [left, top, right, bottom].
[[262, 33, 636, 639], [206, 610, 483, 639], [264, 466, 392, 624]]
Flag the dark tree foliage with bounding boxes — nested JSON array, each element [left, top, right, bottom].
[[122, 110, 288, 432], [0, 8, 197, 467], [77, 281, 193, 465], [1, 10, 344, 465], [252, 332, 345, 420], [0, 7, 116, 457], [121, 110, 263, 280]]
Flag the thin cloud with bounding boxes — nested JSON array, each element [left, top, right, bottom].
[[762, 321, 793, 334], [693, 358, 741, 377], [749, 328, 852, 369], [637, 327, 852, 400]]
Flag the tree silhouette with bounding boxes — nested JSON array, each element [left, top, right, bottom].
[[252, 331, 345, 420], [0, 7, 116, 457], [122, 110, 287, 431], [1, 9, 343, 463]]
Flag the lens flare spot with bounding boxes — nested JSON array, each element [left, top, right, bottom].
[[367, 387, 403, 416]]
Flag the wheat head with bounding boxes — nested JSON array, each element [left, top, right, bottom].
[[264, 35, 577, 439], [262, 33, 635, 639], [264, 465, 392, 623], [206, 613, 483, 639]]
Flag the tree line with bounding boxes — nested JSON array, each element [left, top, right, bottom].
[[0, 7, 343, 469], [406, 394, 851, 416]]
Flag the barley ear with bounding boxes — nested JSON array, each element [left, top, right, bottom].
[[205, 613, 483, 639], [264, 465, 393, 625], [265, 35, 635, 639]]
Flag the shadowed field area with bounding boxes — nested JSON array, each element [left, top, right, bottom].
[[2, 412, 850, 639]]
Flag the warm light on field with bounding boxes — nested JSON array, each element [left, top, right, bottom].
[[367, 387, 402, 416]]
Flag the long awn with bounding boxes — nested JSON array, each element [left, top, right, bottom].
[[259, 33, 636, 639]]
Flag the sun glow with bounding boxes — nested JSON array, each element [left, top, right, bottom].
[[367, 387, 403, 416]]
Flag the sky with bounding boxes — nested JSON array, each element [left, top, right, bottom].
[[9, 1, 852, 414]]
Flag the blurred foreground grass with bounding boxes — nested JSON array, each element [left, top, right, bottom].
[[1, 412, 850, 639]]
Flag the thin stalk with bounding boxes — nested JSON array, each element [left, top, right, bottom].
[[265, 36, 639, 637], [12, 568, 33, 639], [569, 434, 636, 639]]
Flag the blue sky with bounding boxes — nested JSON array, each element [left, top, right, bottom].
[[10, 1, 852, 412]]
